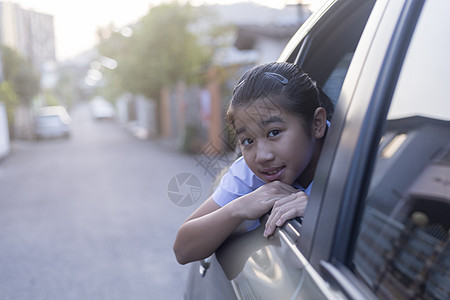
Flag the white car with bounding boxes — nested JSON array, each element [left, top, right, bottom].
[[34, 106, 71, 139], [89, 97, 115, 120]]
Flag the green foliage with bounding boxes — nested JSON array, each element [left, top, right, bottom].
[[0, 81, 18, 135], [42, 90, 59, 106], [53, 67, 80, 108], [1, 46, 41, 105], [97, 2, 214, 101]]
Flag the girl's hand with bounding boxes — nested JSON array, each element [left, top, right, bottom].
[[263, 191, 308, 237], [232, 181, 297, 221]]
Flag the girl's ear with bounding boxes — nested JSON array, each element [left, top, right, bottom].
[[312, 107, 327, 139]]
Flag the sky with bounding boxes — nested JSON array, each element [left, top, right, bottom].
[[13, 0, 323, 61]]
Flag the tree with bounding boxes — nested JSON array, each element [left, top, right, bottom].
[[0, 81, 18, 137], [1, 46, 40, 105], [53, 65, 86, 108], [97, 2, 215, 134], [1, 46, 41, 139]]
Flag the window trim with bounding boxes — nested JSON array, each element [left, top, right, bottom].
[[298, 0, 397, 263], [278, 0, 337, 63], [331, 0, 425, 265], [320, 260, 377, 300], [299, 0, 426, 279], [314, 0, 427, 297]]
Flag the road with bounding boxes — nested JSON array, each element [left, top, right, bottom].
[[0, 104, 214, 299]]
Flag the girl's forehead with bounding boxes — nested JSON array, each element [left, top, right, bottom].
[[234, 98, 285, 120], [232, 98, 293, 133]]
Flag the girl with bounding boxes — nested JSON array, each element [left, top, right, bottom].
[[174, 62, 333, 265]]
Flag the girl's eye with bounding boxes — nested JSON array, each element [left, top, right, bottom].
[[241, 138, 254, 146], [268, 129, 281, 137]]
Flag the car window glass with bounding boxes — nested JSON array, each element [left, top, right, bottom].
[[299, 1, 375, 108], [37, 115, 60, 124], [350, 1, 450, 299], [321, 52, 353, 108]]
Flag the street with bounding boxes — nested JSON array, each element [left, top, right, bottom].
[[0, 103, 214, 299]]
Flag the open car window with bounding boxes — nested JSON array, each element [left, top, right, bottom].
[[279, 0, 375, 107], [295, 0, 375, 107]]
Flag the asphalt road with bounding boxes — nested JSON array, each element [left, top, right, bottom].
[[0, 103, 214, 299]]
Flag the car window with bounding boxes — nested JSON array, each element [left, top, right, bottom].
[[321, 52, 353, 108], [297, 0, 375, 107], [36, 115, 62, 125], [280, 1, 375, 108], [350, 1, 450, 299]]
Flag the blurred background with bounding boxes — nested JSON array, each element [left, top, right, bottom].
[[0, 0, 324, 299]]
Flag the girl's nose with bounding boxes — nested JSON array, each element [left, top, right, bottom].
[[254, 141, 275, 164]]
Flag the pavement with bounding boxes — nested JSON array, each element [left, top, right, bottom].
[[0, 103, 217, 300]]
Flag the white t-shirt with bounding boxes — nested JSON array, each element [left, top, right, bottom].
[[212, 156, 312, 231]]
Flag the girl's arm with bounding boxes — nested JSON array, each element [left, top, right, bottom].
[[173, 196, 243, 265], [173, 180, 296, 264]]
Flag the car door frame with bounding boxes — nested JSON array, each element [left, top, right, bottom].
[[184, 0, 427, 298], [296, 0, 426, 297], [210, 0, 397, 298]]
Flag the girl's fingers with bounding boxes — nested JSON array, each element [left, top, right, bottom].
[[264, 194, 297, 234], [263, 192, 308, 237], [273, 192, 303, 206]]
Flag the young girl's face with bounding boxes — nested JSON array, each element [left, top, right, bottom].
[[233, 98, 323, 186]]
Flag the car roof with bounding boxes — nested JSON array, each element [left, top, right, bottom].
[[37, 106, 69, 116]]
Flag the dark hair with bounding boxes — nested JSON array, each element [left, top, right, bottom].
[[226, 62, 334, 134]]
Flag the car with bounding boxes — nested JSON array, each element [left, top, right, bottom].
[[34, 106, 71, 139], [184, 0, 450, 299], [89, 97, 115, 120]]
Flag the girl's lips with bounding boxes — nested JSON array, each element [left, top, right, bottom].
[[260, 167, 284, 182]]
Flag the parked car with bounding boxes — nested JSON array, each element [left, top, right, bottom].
[[89, 97, 115, 120], [34, 106, 71, 140], [184, 0, 449, 299]]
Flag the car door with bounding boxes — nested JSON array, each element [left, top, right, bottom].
[[186, 0, 450, 298], [300, 0, 450, 299], [184, 0, 379, 299]]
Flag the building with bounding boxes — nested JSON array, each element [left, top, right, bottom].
[[209, 3, 309, 66], [0, 2, 57, 140], [0, 1, 56, 71]]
